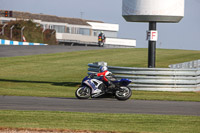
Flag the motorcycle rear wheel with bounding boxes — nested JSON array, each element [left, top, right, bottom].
[[115, 86, 132, 101], [75, 86, 91, 99], [98, 42, 104, 47]]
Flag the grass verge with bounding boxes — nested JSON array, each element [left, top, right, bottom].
[[0, 110, 200, 133], [0, 48, 200, 133], [0, 48, 200, 101]]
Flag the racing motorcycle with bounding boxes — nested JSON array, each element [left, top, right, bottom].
[[75, 74, 132, 101], [98, 36, 105, 47]]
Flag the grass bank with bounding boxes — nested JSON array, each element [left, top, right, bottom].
[[0, 48, 200, 101], [0, 20, 56, 45], [0, 48, 200, 133], [0, 110, 200, 133]]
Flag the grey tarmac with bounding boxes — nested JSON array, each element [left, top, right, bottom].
[[0, 45, 106, 57], [0, 96, 200, 116]]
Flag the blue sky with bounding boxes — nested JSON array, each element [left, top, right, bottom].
[[1, 0, 200, 50]]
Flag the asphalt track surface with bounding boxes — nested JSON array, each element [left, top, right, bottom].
[[1, 45, 200, 116], [0, 45, 106, 57], [0, 96, 200, 116]]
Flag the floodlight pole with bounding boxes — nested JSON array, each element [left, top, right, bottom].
[[148, 22, 157, 68]]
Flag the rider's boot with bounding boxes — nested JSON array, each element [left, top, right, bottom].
[[108, 83, 115, 89]]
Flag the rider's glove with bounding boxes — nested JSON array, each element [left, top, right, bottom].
[[90, 73, 96, 78]]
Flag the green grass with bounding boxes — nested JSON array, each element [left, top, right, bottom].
[[0, 110, 200, 133], [0, 48, 200, 133], [0, 48, 200, 101], [132, 90, 200, 101]]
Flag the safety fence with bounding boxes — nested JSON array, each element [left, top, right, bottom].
[[88, 62, 200, 92]]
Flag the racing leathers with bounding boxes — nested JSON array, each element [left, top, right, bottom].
[[96, 70, 115, 89]]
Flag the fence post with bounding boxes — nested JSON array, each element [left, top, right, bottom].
[[10, 25, 15, 39], [21, 26, 25, 42]]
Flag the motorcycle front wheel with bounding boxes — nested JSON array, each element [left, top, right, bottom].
[[75, 86, 91, 99], [115, 86, 132, 101]]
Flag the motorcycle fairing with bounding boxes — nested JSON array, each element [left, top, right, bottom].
[[120, 78, 131, 86], [82, 76, 104, 94], [84, 80, 98, 91]]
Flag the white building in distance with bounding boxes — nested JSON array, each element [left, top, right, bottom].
[[0, 10, 136, 47]]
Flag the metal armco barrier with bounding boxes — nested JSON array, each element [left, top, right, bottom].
[[88, 62, 200, 92], [169, 59, 200, 69]]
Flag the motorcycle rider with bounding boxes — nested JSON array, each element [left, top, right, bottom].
[[98, 31, 106, 43], [92, 66, 115, 94]]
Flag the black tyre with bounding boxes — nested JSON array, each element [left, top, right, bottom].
[[98, 42, 104, 47], [75, 86, 91, 99], [115, 86, 132, 101]]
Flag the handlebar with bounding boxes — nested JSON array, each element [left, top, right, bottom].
[[88, 73, 97, 79]]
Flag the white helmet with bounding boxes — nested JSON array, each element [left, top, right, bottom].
[[99, 66, 108, 72]]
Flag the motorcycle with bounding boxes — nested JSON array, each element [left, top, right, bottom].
[[98, 36, 105, 47], [75, 74, 132, 101]]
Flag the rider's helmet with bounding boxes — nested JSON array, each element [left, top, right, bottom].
[[99, 66, 108, 72]]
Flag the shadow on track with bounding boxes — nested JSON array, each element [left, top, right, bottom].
[[0, 78, 117, 100]]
